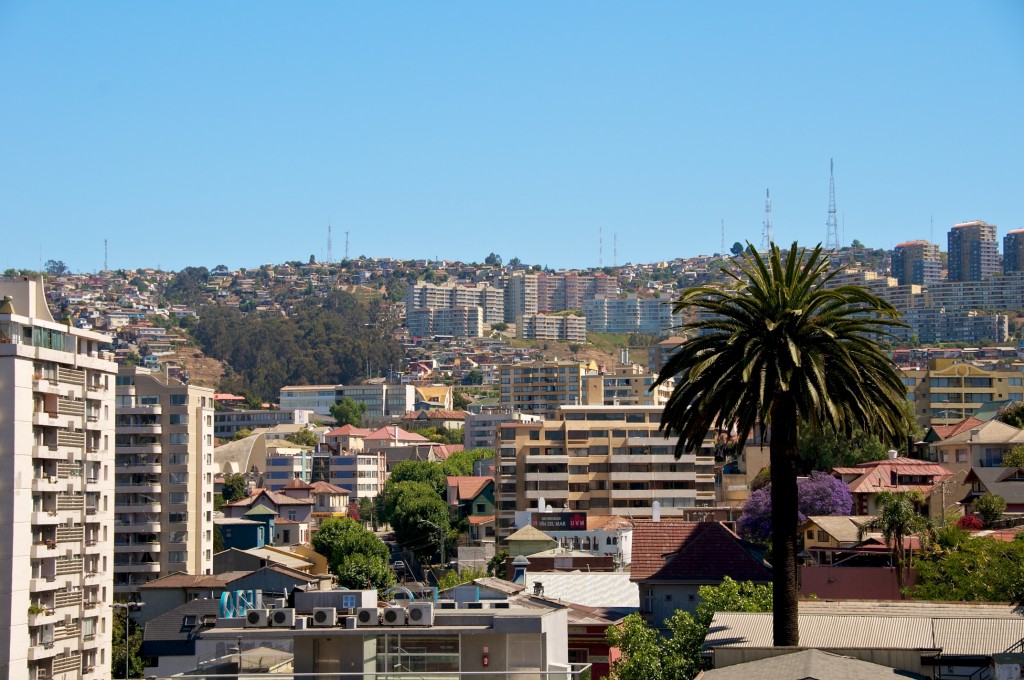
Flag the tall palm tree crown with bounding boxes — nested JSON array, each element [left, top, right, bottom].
[[654, 242, 911, 646]]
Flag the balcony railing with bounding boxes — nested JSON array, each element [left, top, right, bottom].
[[57, 367, 85, 386]]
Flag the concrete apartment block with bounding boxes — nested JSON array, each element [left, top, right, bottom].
[[0, 276, 117, 679]]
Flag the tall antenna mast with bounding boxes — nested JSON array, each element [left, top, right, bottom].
[[345, 231, 350, 261], [930, 214, 934, 243], [327, 223, 333, 263], [762, 189, 773, 252], [825, 158, 840, 250]]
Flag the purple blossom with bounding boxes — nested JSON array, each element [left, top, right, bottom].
[[737, 471, 853, 542]]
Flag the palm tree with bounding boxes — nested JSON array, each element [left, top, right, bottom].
[[654, 242, 910, 646], [860, 490, 928, 597]]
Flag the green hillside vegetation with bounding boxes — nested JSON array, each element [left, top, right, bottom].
[[191, 290, 403, 401]]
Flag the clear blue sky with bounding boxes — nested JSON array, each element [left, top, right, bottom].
[[1, 2, 1022, 273]]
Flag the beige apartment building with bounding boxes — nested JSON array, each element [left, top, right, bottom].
[[114, 367, 215, 597], [582, 363, 674, 407], [498, 360, 597, 420], [495, 405, 716, 542], [903, 358, 1024, 428], [0, 276, 117, 679]]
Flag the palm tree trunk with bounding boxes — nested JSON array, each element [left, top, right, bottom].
[[769, 402, 800, 646]]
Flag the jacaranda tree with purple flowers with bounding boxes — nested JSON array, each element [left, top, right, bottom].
[[738, 471, 854, 543]]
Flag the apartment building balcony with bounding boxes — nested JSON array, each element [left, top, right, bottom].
[[32, 411, 62, 427], [118, 424, 161, 435], [26, 641, 62, 663], [29, 575, 61, 593], [117, 444, 161, 455], [31, 511, 68, 526], [56, 430, 85, 448], [57, 367, 85, 386], [609, 488, 660, 500], [31, 476, 63, 493], [115, 562, 161, 574], [115, 541, 160, 554], [118, 482, 162, 494], [56, 398, 85, 418], [32, 444, 66, 460], [523, 472, 568, 482], [32, 375, 61, 395], [52, 589, 82, 610], [118, 404, 162, 415], [55, 526, 84, 543], [115, 501, 162, 513], [524, 488, 569, 500], [116, 521, 161, 533], [51, 651, 83, 676]]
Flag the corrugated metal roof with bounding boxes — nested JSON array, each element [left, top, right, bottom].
[[698, 649, 927, 679], [933, 618, 1024, 656], [705, 613, 934, 649], [706, 604, 1024, 658]]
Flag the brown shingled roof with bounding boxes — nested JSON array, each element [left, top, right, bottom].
[[630, 519, 771, 584]]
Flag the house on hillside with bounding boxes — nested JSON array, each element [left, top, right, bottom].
[[832, 454, 960, 520]]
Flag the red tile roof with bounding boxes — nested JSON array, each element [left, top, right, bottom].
[[363, 426, 430, 442], [280, 478, 313, 490], [447, 476, 493, 501], [630, 519, 771, 584], [931, 417, 985, 440], [325, 424, 372, 437], [836, 457, 954, 496], [309, 481, 349, 495]]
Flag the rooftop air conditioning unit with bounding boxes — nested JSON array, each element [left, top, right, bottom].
[[245, 609, 268, 628], [382, 606, 406, 626], [356, 607, 379, 626], [407, 602, 434, 626], [270, 608, 295, 628], [312, 607, 337, 627]]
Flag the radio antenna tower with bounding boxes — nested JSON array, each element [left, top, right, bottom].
[[762, 189, 773, 252], [345, 231, 350, 261], [825, 158, 840, 251], [327, 223, 333, 263]]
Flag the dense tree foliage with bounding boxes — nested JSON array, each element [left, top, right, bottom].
[[487, 550, 510, 579], [221, 473, 249, 502], [606, 578, 773, 680], [384, 460, 448, 496], [164, 266, 211, 306], [999, 401, 1024, 430], [441, 448, 494, 477], [285, 428, 319, 447], [738, 471, 853, 543], [1004, 444, 1024, 468], [381, 480, 452, 562], [192, 290, 403, 401], [311, 518, 394, 590], [797, 426, 889, 471], [330, 397, 367, 427], [436, 566, 487, 591], [653, 242, 911, 646], [112, 607, 145, 678], [975, 493, 1007, 528], [913, 537, 1024, 602]]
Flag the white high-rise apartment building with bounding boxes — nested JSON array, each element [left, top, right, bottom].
[[114, 366, 214, 597], [0, 276, 117, 679]]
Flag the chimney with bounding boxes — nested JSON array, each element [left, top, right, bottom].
[[652, 500, 661, 522], [887, 450, 898, 460]]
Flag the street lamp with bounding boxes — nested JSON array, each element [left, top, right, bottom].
[[112, 601, 144, 679]]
